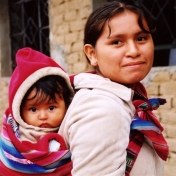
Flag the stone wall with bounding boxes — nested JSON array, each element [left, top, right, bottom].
[[49, 0, 92, 74]]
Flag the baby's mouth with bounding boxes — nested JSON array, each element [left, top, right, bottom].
[[39, 123, 51, 128]]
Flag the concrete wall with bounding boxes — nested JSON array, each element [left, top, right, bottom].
[[0, 0, 175, 175]]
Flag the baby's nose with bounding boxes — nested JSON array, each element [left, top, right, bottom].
[[38, 110, 48, 120]]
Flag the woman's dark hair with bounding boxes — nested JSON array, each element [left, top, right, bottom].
[[84, 0, 156, 62], [21, 75, 73, 109]]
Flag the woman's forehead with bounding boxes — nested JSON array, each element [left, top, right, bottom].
[[102, 10, 148, 36]]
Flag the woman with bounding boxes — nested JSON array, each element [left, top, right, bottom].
[[59, 1, 169, 175]]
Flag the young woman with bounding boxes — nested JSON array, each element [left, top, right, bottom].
[[59, 1, 169, 175]]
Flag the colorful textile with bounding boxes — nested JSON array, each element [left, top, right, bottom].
[[125, 82, 169, 176], [0, 113, 72, 175]]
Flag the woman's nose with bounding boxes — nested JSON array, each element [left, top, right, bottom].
[[125, 41, 140, 58]]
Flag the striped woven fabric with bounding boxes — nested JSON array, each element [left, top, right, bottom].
[[0, 113, 72, 175], [125, 82, 169, 176]]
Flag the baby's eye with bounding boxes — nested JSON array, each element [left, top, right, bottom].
[[30, 107, 37, 112], [49, 106, 55, 111]]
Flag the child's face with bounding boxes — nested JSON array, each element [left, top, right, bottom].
[[87, 10, 154, 87], [21, 88, 66, 128]]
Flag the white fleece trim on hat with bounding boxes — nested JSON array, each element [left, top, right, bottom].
[[12, 67, 74, 132]]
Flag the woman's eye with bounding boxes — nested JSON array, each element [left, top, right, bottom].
[[30, 107, 37, 112], [112, 40, 122, 45], [49, 106, 55, 111], [137, 36, 147, 41]]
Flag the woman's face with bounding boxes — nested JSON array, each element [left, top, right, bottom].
[[85, 10, 154, 87]]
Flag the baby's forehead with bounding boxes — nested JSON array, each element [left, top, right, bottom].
[[25, 94, 56, 105]]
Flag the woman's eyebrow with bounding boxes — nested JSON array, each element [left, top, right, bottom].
[[135, 31, 149, 35], [108, 30, 149, 39], [107, 33, 124, 39]]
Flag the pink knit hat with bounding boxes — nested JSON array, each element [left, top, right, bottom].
[[8, 47, 74, 124]]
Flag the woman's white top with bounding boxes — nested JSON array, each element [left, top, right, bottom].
[[59, 73, 163, 176]]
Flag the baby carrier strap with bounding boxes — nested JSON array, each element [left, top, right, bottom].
[[125, 82, 169, 176]]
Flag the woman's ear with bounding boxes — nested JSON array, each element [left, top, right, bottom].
[[84, 44, 98, 66]]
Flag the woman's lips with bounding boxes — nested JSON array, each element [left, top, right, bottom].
[[122, 61, 146, 67]]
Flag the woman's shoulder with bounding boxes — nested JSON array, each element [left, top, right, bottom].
[[74, 73, 133, 102]]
